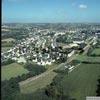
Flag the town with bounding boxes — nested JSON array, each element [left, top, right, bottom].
[[2, 0, 100, 99], [1, 23, 100, 100], [1, 23, 100, 66]]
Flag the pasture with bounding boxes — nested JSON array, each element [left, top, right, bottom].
[[75, 55, 100, 63], [20, 63, 58, 94], [2, 63, 29, 81], [61, 64, 100, 100], [91, 48, 100, 56], [20, 71, 57, 94]]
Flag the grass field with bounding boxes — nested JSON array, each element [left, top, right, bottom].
[[19, 49, 100, 99], [91, 48, 100, 55], [75, 55, 100, 63], [20, 63, 58, 94], [20, 71, 57, 94], [2, 38, 15, 49], [60, 64, 100, 100], [2, 63, 29, 81]]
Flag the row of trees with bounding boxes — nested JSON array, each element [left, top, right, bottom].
[[1, 58, 15, 66], [56, 34, 72, 44], [89, 41, 100, 57], [45, 69, 76, 100], [24, 63, 46, 76], [2, 28, 29, 40], [96, 78, 100, 96], [1, 78, 20, 100]]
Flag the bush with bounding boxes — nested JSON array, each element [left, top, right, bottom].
[[96, 78, 100, 96], [24, 63, 46, 75], [2, 58, 15, 66]]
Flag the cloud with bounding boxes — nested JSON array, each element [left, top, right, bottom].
[[79, 4, 87, 9]]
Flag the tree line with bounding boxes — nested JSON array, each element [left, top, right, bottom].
[[1, 63, 46, 100]]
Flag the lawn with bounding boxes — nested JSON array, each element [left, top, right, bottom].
[[60, 64, 100, 100], [1, 63, 29, 81]]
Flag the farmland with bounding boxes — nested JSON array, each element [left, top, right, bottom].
[[2, 63, 29, 81], [91, 48, 100, 56], [75, 55, 100, 63], [20, 70, 57, 93], [59, 53, 100, 100], [60, 63, 100, 100], [20, 63, 58, 93], [1, 38, 15, 53]]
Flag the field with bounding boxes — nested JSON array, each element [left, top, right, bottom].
[[2, 38, 15, 52], [1, 38, 15, 48], [75, 55, 100, 63], [91, 48, 100, 55], [2, 63, 29, 81], [19, 53, 77, 94], [61, 63, 100, 100], [20, 63, 58, 94], [20, 71, 57, 94]]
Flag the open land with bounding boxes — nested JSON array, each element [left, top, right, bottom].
[[2, 63, 29, 81], [61, 63, 100, 100]]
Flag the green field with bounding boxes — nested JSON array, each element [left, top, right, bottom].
[[75, 55, 100, 63], [20, 71, 57, 94], [2, 63, 29, 81], [2, 38, 15, 50], [60, 64, 100, 100], [91, 48, 100, 55], [20, 63, 58, 94]]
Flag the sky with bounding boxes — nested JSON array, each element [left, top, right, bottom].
[[2, 0, 100, 23]]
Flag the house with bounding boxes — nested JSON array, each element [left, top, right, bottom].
[[69, 43, 79, 48], [17, 57, 26, 63], [32, 58, 37, 62], [67, 50, 75, 58], [73, 40, 84, 44], [95, 33, 100, 38]]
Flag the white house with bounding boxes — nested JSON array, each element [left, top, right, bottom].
[[67, 50, 75, 58]]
